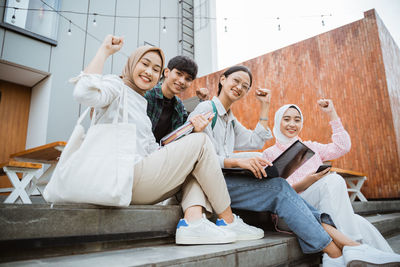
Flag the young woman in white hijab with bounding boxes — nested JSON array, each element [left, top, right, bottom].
[[262, 100, 393, 253]]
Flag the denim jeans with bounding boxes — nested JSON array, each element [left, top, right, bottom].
[[225, 175, 335, 254]]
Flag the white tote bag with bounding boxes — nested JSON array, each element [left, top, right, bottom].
[[43, 87, 136, 206]]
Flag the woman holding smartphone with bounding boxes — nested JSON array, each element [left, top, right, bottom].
[[187, 65, 400, 265], [262, 100, 393, 252]]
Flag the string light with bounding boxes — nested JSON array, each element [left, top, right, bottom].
[[92, 13, 97, 26], [11, 7, 16, 24], [2, 4, 334, 22], [67, 20, 72, 35], [224, 17, 227, 32], [39, 4, 44, 19], [162, 17, 166, 33], [1, 3, 335, 57], [277, 17, 280, 31], [321, 14, 332, 26]]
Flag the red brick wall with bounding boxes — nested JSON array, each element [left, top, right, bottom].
[[376, 10, 400, 198], [181, 9, 400, 199]]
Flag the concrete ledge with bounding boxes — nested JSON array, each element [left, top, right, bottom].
[[0, 234, 320, 267], [1, 202, 399, 265], [0, 203, 182, 241], [364, 212, 400, 237], [353, 200, 400, 215]]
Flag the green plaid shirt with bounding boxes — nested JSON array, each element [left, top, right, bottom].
[[144, 83, 188, 132]]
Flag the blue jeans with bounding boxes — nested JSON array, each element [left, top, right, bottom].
[[225, 175, 335, 254]]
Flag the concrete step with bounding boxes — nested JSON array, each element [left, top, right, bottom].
[[387, 233, 400, 254], [1, 206, 399, 266], [0, 200, 399, 264], [0, 233, 321, 267], [352, 200, 400, 215], [2, 201, 396, 243], [0, 203, 182, 241], [0, 203, 182, 262], [364, 212, 400, 237], [3, 213, 400, 267]]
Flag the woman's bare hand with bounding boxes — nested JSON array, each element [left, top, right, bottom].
[[306, 167, 331, 183], [236, 157, 273, 179], [100, 34, 124, 57]]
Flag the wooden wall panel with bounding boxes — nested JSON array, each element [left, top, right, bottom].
[[0, 80, 31, 189], [181, 9, 400, 199]]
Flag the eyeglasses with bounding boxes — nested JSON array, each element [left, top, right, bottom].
[[231, 77, 250, 91]]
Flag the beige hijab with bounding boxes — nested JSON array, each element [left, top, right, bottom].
[[121, 45, 165, 93]]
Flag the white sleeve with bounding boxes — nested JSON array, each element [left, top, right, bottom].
[[233, 119, 273, 151], [187, 101, 213, 120], [71, 72, 122, 108]]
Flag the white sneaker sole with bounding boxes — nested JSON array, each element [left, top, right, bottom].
[[236, 232, 264, 241], [347, 260, 400, 267], [175, 235, 236, 245]]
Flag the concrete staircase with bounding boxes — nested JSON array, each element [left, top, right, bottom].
[[0, 200, 399, 266]]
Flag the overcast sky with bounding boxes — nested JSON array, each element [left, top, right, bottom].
[[215, 0, 400, 69]]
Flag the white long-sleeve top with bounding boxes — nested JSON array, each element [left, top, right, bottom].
[[188, 96, 273, 167], [72, 72, 159, 162]]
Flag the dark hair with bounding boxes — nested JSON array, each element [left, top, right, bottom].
[[289, 105, 301, 114], [162, 55, 198, 80], [218, 65, 253, 95]]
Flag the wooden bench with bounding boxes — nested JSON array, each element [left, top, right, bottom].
[[10, 141, 66, 164], [330, 167, 368, 202], [0, 160, 42, 204], [1, 142, 66, 204]]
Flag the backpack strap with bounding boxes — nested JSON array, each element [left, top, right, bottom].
[[211, 100, 218, 130], [211, 100, 235, 130]]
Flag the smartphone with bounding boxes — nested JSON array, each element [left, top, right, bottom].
[[316, 164, 331, 173]]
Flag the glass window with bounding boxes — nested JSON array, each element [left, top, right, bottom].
[[1, 0, 61, 45]]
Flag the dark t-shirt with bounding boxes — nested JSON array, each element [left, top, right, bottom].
[[153, 97, 175, 143]]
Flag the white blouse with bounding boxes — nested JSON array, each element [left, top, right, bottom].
[[72, 72, 159, 162], [188, 96, 273, 167]]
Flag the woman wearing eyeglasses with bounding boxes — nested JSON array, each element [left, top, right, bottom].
[[189, 65, 273, 176], [188, 65, 342, 260], [187, 65, 400, 265]]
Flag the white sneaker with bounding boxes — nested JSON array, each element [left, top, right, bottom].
[[322, 253, 345, 267], [216, 214, 264, 241], [175, 214, 236, 245], [343, 244, 400, 266]]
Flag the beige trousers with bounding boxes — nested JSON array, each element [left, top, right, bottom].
[[131, 133, 230, 214]]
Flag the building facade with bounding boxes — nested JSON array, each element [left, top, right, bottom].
[[182, 9, 400, 199], [0, 0, 217, 169]]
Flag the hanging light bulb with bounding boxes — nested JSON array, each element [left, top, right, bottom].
[[67, 20, 72, 36], [93, 13, 97, 27], [11, 8, 16, 24], [224, 17, 227, 33], [162, 17, 167, 33], [277, 17, 281, 31], [39, 4, 44, 19], [321, 15, 325, 26]]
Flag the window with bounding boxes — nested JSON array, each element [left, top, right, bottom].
[[1, 0, 61, 45]]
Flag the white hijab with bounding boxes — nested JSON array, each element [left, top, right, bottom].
[[273, 104, 303, 145]]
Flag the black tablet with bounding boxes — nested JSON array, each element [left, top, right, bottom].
[[222, 140, 315, 179]]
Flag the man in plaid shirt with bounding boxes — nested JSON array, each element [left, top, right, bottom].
[[145, 55, 209, 143]]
